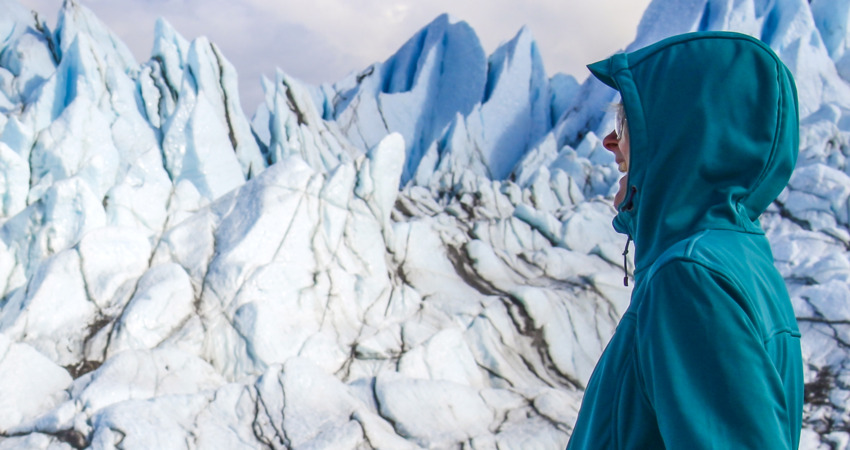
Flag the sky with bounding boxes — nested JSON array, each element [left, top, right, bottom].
[[17, 0, 653, 113]]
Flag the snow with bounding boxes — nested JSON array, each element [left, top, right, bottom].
[[0, 334, 71, 432], [0, 0, 847, 448], [0, 248, 95, 366], [811, 0, 850, 81], [53, 0, 137, 76], [106, 263, 195, 357], [0, 142, 28, 218], [474, 26, 551, 179], [375, 370, 494, 446], [377, 15, 488, 183], [0, 27, 56, 105], [160, 61, 246, 201], [29, 95, 119, 204]]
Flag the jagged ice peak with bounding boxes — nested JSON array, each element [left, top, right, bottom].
[[0, 0, 849, 448]]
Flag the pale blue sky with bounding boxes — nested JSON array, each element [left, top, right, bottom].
[[17, 0, 652, 112]]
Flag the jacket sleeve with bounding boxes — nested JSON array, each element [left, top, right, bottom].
[[634, 260, 794, 449]]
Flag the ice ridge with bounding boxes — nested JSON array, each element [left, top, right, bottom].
[[0, 0, 848, 448]]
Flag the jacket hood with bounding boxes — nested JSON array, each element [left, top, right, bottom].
[[587, 31, 799, 276]]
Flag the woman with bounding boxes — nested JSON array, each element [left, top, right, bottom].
[[567, 31, 803, 449]]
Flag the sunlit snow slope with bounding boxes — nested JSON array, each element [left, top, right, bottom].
[[0, 0, 849, 448]]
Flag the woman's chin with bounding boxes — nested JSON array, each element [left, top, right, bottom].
[[614, 193, 625, 209], [613, 175, 629, 209]]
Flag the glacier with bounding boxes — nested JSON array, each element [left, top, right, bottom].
[[0, 0, 849, 448]]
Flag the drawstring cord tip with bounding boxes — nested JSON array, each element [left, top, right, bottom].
[[622, 235, 632, 287]]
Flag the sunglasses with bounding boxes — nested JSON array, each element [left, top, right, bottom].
[[615, 105, 628, 140]]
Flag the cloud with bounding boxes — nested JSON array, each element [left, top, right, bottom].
[[15, 0, 651, 113]]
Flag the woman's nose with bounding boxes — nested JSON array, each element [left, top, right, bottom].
[[603, 130, 619, 153]]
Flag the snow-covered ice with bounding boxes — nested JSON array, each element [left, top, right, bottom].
[[0, 0, 848, 448]]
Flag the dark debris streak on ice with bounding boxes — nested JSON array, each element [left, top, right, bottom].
[[0, 0, 848, 448]]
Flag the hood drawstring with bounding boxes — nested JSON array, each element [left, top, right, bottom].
[[620, 186, 636, 287], [622, 234, 632, 286]]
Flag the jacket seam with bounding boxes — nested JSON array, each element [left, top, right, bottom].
[[633, 227, 765, 276], [741, 55, 784, 207], [646, 257, 798, 340], [766, 328, 802, 341], [619, 33, 780, 76], [647, 253, 802, 344]]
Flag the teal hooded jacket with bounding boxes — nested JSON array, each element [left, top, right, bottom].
[[567, 32, 804, 449]]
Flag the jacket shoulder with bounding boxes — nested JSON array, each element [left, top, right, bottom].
[[641, 229, 799, 339]]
